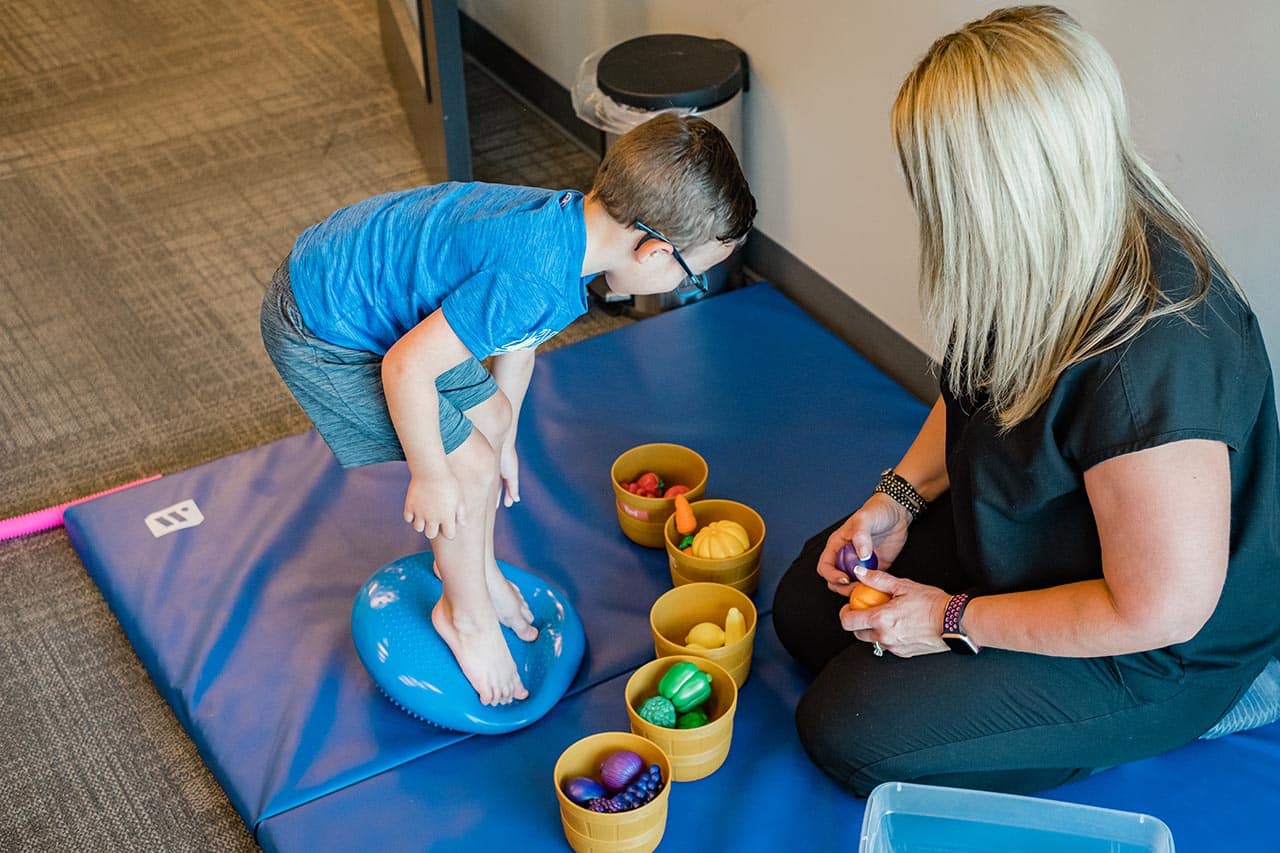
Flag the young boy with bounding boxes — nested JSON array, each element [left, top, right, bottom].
[[261, 113, 755, 706]]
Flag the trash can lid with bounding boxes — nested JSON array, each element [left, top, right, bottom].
[[597, 34, 746, 111]]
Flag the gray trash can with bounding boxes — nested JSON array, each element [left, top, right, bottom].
[[573, 34, 749, 316]]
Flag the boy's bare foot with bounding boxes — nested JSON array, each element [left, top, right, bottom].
[[486, 567, 539, 642], [431, 597, 529, 706]]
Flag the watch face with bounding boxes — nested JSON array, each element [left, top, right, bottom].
[[942, 632, 980, 655]]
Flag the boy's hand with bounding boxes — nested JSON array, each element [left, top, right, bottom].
[[404, 473, 467, 539], [499, 438, 520, 507]]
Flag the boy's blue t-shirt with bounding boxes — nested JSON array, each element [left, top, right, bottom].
[[288, 182, 590, 358]]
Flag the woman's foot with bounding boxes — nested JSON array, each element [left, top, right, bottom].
[[486, 565, 539, 642], [431, 596, 528, 706]]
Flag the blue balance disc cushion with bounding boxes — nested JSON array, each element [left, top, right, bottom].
[[350, 552, 585, 734]]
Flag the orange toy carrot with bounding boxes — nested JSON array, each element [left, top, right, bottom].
[[673, 493, 697, 536]]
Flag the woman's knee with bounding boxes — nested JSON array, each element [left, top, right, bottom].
[[773, 552, 858, 674], [772, 565, 815, 662], [795, 684, 885, 797], [797, 676, 953, 797]]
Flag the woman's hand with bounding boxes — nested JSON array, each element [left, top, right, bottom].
[[403, 473, 466, 539], [817, 493, 913, 594], [839, 567, 952, 657]]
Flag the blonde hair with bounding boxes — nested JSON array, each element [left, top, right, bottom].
[[892, 5, 1236, 428]]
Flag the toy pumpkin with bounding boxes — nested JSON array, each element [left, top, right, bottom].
[[690, 520, 750, 559]]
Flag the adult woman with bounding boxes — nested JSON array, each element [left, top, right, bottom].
[[772, 5, 1279, 796]]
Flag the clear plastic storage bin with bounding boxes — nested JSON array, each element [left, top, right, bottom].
[[859, 782, 1175, 853]]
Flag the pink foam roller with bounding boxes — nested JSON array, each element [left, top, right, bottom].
[[0, 475, 161, 542]]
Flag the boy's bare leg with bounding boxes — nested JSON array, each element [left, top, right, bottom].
[[465, 393, 537, 641], [482, 489, 537, 641], [429, 430, 528, 706]]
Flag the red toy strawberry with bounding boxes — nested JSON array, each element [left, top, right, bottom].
[[636, 472, 662, 492]]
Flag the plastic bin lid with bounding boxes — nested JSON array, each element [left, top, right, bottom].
[[597, 34, 746, 111]]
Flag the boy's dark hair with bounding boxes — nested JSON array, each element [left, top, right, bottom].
[[591, 113, 756, 249]]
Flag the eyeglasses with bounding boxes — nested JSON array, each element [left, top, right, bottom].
[[633, 220, 709, 297]]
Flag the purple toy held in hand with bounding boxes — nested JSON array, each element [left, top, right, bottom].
[[834, 543, 878, 580]]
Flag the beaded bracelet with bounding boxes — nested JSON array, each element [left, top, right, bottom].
[[873, 468, 927, 519]]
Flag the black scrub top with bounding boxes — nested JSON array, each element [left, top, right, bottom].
[[942, 232, 1280, 689]]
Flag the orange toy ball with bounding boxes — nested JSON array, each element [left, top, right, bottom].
[[848, 583, 891, 610]]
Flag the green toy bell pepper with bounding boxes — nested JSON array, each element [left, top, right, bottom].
[[657, 661, 713, 713]]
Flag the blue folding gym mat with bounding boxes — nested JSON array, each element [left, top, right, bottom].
[[257, 619, 860, 853], [256, 619, 1280, 853], [64, 284, 929, 830]]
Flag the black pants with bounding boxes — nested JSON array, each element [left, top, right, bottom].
[[771, 494, 1244, 796]]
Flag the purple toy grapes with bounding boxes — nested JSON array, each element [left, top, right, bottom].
[[586, 765, 665, 813], [834, 543, 878, 579]]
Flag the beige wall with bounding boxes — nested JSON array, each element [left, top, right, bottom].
[[461, 0, 1280, 395]]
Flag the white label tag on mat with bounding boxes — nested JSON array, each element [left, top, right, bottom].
[[144, 499, 204, 538]]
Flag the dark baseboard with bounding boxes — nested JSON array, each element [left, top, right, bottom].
[[460, 15, 938, 404], [459, 12, 606, 157]]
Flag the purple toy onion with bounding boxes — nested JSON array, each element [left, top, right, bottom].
[[599, 749, 645, 792], [563, 775, 607, 805], [834, 543, 878, 579]]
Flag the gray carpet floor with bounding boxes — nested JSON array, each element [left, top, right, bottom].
[[0, 0, 617, 848]]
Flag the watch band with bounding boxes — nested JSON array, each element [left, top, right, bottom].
[[942, 593, 972, 634], [874, 468, 927, 519], [941, 592, 980, 655]]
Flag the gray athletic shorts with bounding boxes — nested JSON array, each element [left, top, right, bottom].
[[260, 259, 498, 467]]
